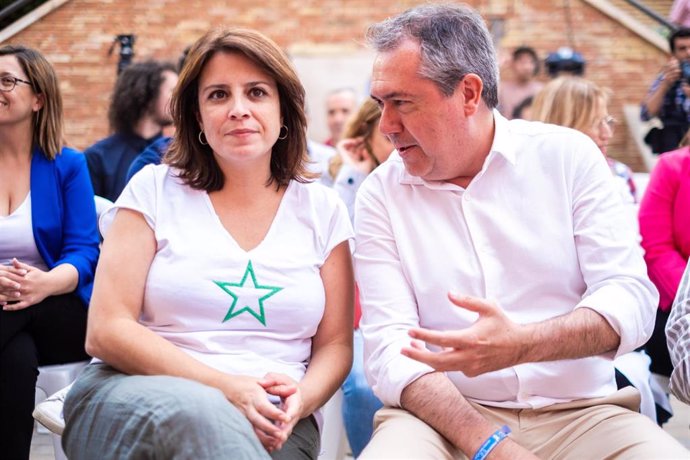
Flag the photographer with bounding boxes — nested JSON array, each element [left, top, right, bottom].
[[641, 28, 690, 154]]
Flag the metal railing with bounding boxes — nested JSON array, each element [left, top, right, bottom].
[[623, 0, 678, 32]]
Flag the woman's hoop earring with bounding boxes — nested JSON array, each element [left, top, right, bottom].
[[198, 131, 208, 145], [278, 125, 288, 140]]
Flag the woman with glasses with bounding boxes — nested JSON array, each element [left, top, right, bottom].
[[531, 76, 637, 204], [61, 28, 353, 459], [0, 45, 99, 459]]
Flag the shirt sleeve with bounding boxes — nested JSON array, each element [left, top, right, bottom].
[[667, 260, 690, 404], [55, 151, 100, 296], [100, 164, 158, 237], [570, 139, 658, 357], [640, 76, 663, 121], [354, 176, 434, 407], [639, 153, 687, 311]]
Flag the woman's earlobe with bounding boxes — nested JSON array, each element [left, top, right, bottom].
[[33, 93, 45, 112]]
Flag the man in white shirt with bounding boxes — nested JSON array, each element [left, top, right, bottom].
[[355, 4, 689, 459]]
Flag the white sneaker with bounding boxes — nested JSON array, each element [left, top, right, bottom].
[[33, 383, 72, 435]]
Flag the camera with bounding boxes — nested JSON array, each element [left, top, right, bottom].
[[681, 61, 690, 84]]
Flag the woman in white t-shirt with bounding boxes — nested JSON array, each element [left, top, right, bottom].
[[62, 28, 354, 460]]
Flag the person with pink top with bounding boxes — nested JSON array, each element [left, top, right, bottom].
[[638, 141, 690, 383]]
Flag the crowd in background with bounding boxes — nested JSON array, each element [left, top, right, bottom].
[[2, 3, 690, 459]]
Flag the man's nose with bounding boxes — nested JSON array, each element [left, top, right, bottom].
[[378, 105, 401, 136]]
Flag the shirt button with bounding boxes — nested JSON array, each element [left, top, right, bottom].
[[463, 193, 470, 201], [347, 177, 354, 185]]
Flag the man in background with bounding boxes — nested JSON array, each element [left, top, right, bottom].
[[641, 28, 690, 154], [324, 87, 357, 146], [498, 46, 543, 119], [85, 60, 178, 201]]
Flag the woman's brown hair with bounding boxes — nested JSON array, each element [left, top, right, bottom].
[[165, 28, 311, 191], [328, 98, 382, 179], [0, 45, 63, 159]]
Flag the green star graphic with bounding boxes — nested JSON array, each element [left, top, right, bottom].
[[213, 261, 282, 326]]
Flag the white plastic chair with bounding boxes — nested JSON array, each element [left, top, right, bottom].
[[318, 389, 349, 460], [35, 361, 89, 460]]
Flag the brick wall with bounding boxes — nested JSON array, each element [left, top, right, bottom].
[[1, 0, 670, 170]]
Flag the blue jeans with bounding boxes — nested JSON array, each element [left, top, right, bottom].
[[341, 330, 383, 458]]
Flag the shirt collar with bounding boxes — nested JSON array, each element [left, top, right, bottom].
[[398, 109, 516, 188]]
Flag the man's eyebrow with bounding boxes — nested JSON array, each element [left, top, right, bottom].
[[371, 91, 414, 102]]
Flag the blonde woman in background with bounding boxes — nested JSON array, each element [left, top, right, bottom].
[[329, 98, 392, 457], [531, 76, 637, 203]]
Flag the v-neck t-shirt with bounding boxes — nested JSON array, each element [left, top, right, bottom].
[[101, 164, 353, 385]]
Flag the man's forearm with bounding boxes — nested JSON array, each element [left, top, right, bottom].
[[401, 372, 532, 458], [520, 307, 620, 363], [644, 82, 672, 118]]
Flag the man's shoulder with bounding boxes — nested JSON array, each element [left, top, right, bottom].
[[498, 119, 602, 175], [84, 133, 123, 156], [507, 119, 593, 151], [354, 153, 410, 205], [508, 119, 588, 147]]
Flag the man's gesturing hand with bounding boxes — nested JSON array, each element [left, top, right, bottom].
[[401, 293, 527, 376]]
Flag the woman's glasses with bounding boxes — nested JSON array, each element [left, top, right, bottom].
[[0, 75, 32, 92]]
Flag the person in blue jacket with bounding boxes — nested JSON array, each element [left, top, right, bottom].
[[0, 44, 100, 460], [126, 135, 171, 182]]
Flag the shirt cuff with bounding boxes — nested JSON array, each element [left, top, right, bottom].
[[576, 284, 656, 358]]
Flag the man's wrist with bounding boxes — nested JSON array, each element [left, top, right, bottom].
[[472, 425, 511, 460]]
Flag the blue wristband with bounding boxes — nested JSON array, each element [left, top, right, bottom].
[[472, 425, 511, 460]]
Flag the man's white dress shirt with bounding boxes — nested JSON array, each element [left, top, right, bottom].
[[354, 113, 658, 409]]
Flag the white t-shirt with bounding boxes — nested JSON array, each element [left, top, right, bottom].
[[102, 164, 352, 387]]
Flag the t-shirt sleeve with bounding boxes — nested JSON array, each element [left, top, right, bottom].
[[100, 164, 158, 237]]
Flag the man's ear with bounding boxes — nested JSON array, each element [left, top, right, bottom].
[[458, 74, 483, 116]]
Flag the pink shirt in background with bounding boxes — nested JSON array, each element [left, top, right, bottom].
[[671, 0, 690, 28], [639, 147, 690, 311]]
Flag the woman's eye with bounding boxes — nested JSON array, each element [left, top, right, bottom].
[[250, 87, 267, 98], [208, 90, 226, 100]]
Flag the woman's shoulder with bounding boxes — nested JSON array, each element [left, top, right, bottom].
[[290, 179, 341, 207], [44, 146, 88, 179], [52, 146, 85, 166], [124, 163, 196, 203], [655, 147, 690, 177]]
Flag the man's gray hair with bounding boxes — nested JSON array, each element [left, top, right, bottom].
[[366, 3, 499, 108]]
